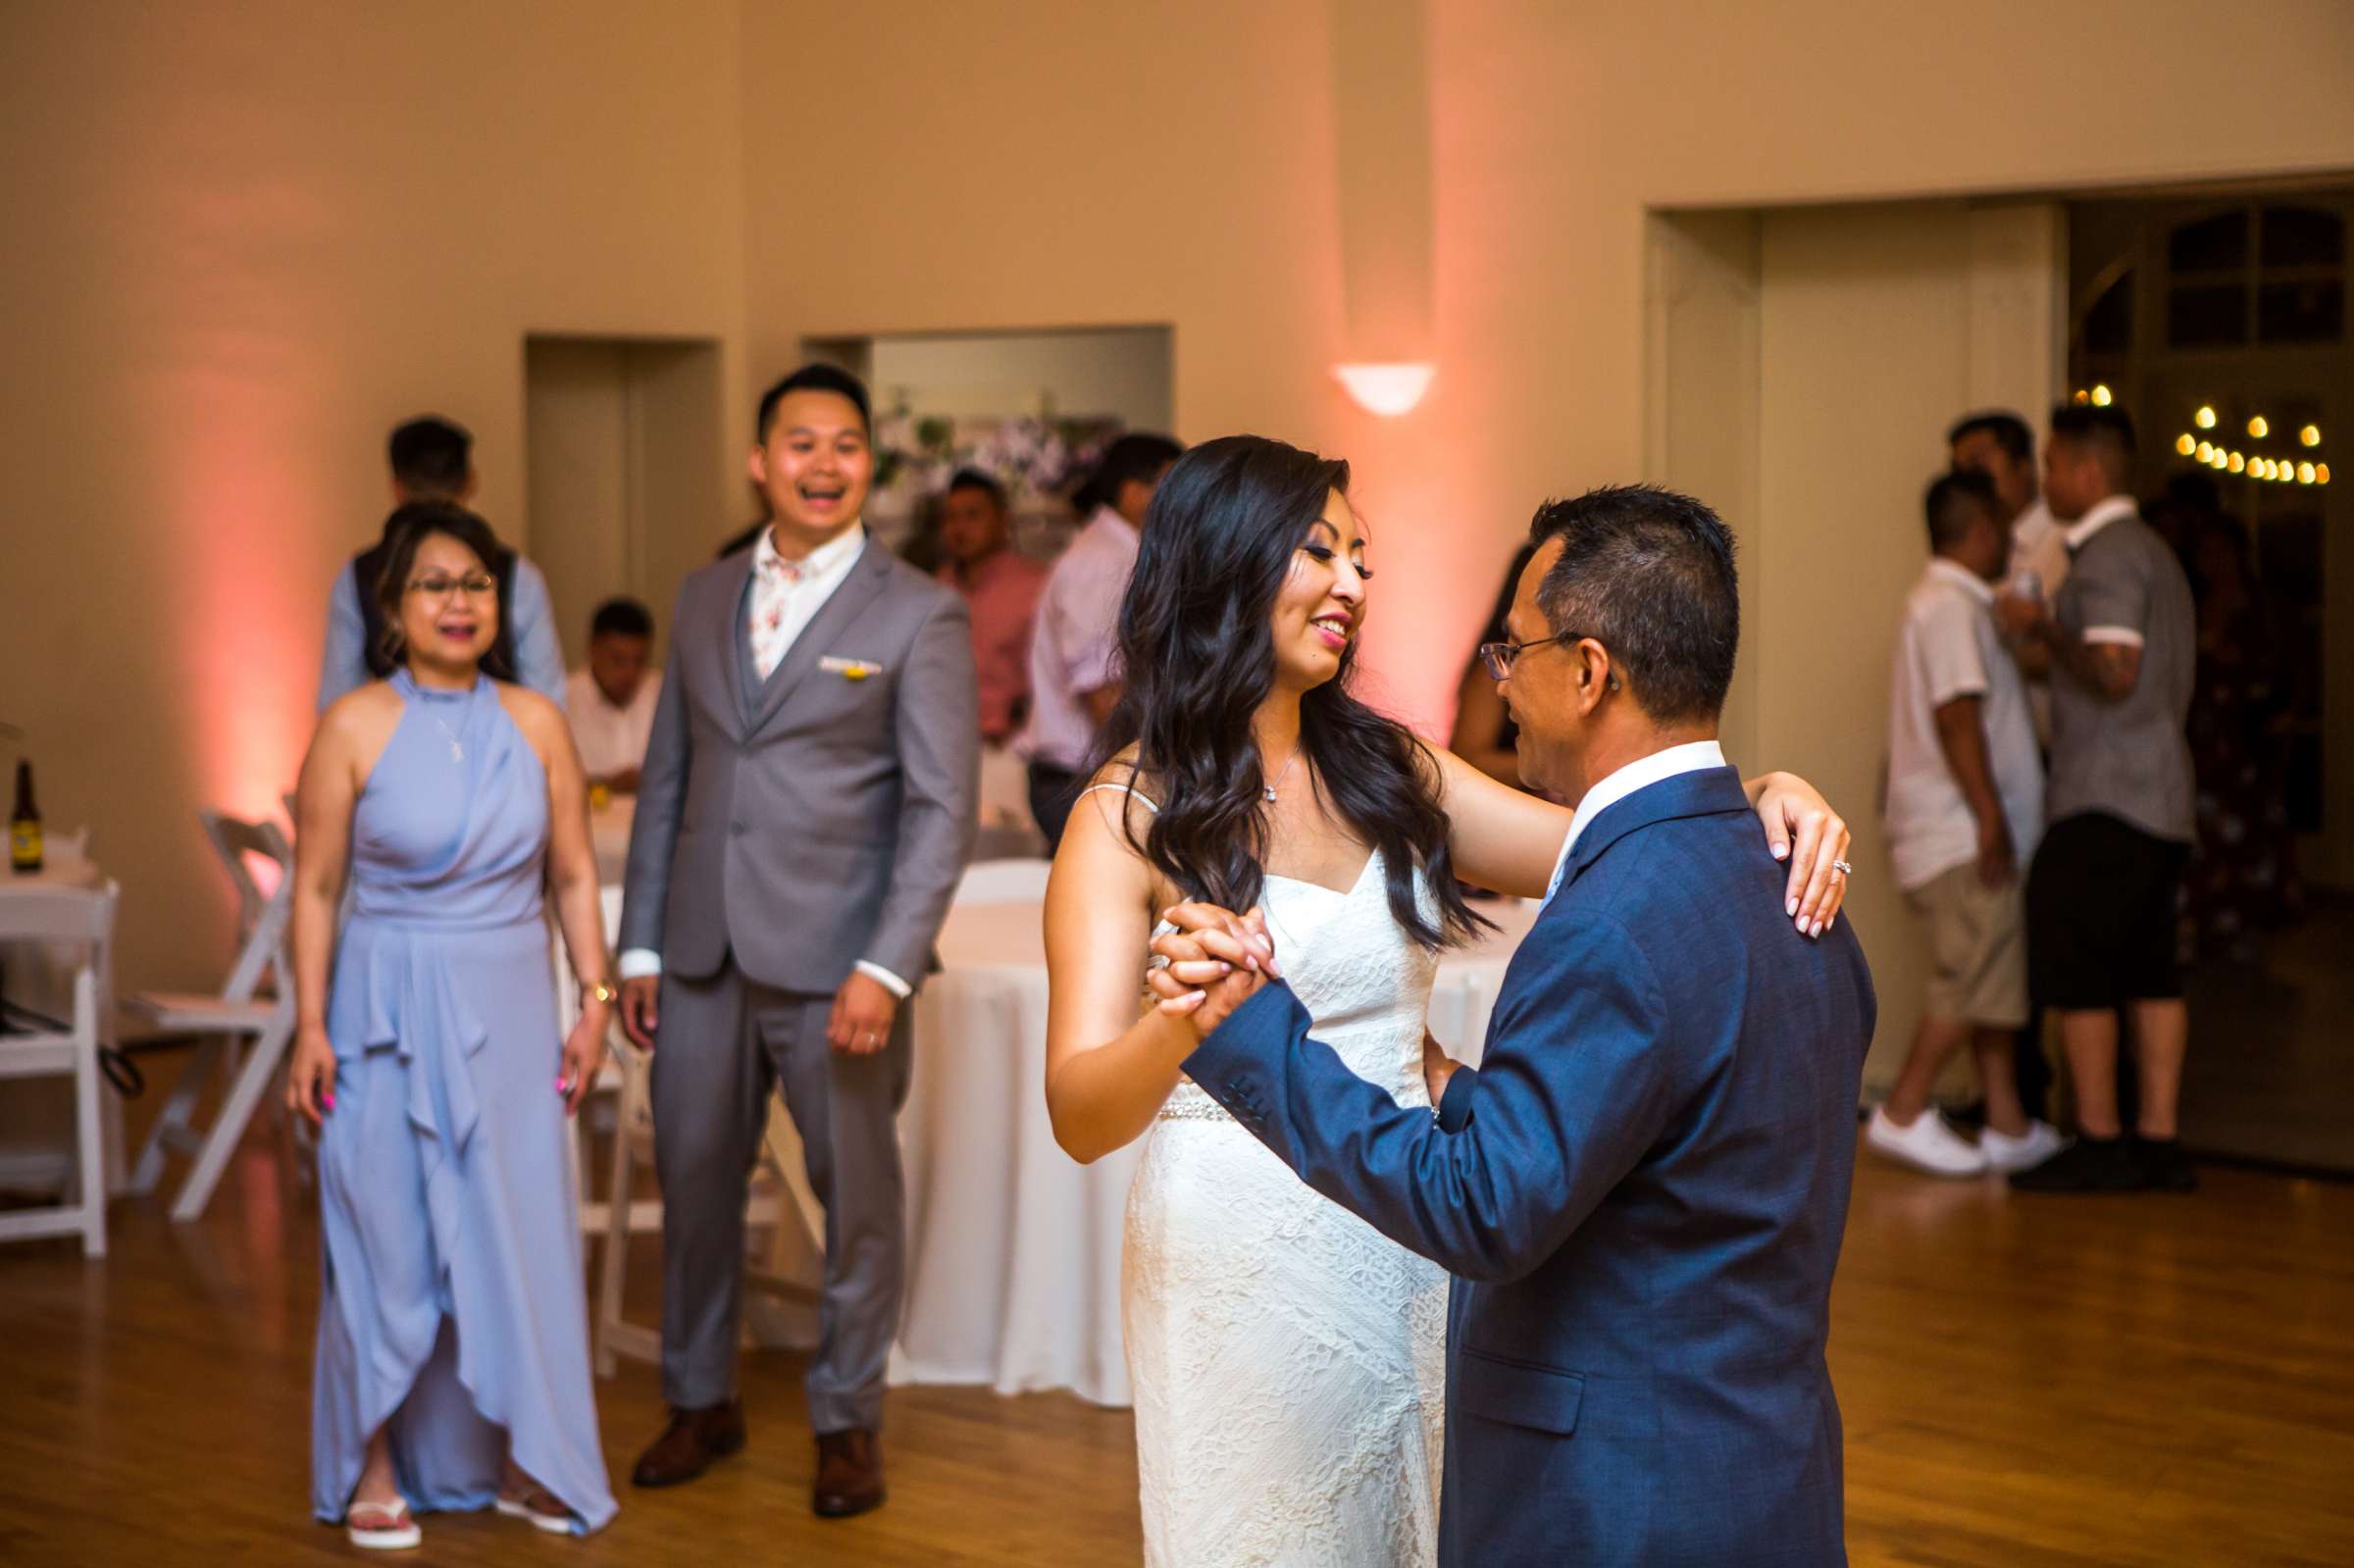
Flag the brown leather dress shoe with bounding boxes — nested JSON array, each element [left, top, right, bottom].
[[812, 1428, 885, 1518], [631, 1400, 746, 1488]]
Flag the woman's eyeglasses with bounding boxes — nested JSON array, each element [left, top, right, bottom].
[[407, 574, 497, 601]]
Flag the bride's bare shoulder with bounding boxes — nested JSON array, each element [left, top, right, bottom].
[[1083, 745, 1163, 811], [1054, 747, 1168, 901]]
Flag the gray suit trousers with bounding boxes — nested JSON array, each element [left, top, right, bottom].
[[651, 955, 911, 1433]]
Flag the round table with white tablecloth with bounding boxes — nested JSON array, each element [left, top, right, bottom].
[[889, 888, 1540, 1408]]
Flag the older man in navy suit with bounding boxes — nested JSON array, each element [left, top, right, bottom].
[[1155, 485, 1875, 1567]]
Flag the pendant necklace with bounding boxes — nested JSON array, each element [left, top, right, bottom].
[[1262, 747, 1301, 803], [428, 711, 466, 763]]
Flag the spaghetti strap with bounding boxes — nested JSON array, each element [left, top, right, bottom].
[[1077, 782, 1159, 813]]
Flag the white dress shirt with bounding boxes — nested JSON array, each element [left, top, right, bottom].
[[618, 522, 911, 998], [1541, 740, 1728, 908], [749, 521, 869, 679], [2006, 495, 2072, 601], [565, 668, 663, 780]]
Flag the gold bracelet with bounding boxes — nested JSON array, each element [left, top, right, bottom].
[[581, 979, 619, 1006]]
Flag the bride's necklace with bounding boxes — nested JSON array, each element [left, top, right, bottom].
[[1261, 747, 1301, 803], [427, 711, 466, 764]]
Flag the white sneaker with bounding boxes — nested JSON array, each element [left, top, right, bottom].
[[1978, 1119, 2065, 1173], [1867, 1105, 1988, 1177]]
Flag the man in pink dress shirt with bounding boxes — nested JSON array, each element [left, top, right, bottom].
[[1015, 432, 1184, 848], [933, 469, 1048, 747]]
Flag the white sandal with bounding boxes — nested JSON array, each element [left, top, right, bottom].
[[496, 1483, 577, 1535], [346, 1494, 422, 1550]]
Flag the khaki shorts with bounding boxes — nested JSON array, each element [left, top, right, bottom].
[[1904, 862, 2029, 1029]]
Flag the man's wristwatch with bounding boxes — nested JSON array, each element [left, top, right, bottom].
[[582, 978, 620, 1007]]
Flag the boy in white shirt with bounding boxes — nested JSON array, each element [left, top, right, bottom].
[[566, 597, 662, 791], [1872, 470, 2062, 1177]]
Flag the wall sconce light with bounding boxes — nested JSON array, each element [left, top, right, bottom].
[[1333, 363, 1436, 418]]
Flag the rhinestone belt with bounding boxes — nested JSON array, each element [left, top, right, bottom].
[[1154, 1091, 1235, 1124]]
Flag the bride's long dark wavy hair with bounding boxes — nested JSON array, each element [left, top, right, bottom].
[[1089, 434, 1487, 951]]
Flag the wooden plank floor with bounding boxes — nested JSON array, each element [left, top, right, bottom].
[[2, 1109, 2350, 1565]]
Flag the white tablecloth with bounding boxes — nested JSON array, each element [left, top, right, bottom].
[[589, 797, 635, 887], [889, 890, 1539, 1407]]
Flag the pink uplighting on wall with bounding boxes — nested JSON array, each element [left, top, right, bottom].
[[1333, 362, 1436, 417], [173, 364, 328, 832]]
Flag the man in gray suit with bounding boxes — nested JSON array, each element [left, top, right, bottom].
[[617, 364, 978, 1517]]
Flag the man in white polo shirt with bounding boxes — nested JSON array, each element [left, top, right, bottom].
[[1871, 470, 2061, 1177]]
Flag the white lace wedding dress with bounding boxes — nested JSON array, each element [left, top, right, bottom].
[[1122, 842, 1451, 1567]]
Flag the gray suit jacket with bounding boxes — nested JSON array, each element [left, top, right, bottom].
[[619, 535, 979, 993]]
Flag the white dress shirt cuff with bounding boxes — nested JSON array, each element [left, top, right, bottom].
[[855, 960, 913, 999], [617, 948, 662, 981], [2080, 626, 2146, 648]]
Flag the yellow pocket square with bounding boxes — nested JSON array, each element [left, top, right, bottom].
[[818, 655, 884, 682]]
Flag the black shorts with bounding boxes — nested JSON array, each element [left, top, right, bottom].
[[2026, 812, 2189, 1010]]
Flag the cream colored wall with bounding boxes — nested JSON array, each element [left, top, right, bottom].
[[0, 0, 748, 990]]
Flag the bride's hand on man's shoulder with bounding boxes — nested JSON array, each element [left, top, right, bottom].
[[1752, 772, 1854, 937], [1147, 902, 1281, 1037]]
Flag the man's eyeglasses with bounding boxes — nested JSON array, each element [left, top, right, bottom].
[[407, 574, 497, 601], [1478, 630, 1583, 682]]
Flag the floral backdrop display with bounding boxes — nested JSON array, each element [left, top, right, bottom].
[[868, 410, 1124, 561]]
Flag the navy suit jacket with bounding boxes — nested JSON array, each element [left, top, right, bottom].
[[1184, 767, 1875, 1567]]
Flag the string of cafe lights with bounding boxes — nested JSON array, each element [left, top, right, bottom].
[[2071, 384, 2328, 487]]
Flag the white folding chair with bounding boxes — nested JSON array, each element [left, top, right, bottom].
[[951, 858, 1052, 906], [588, 1049, 828, 1365], [558, 883, 819, 1374], [594, 1055, 826, 1376], [124, 810, 297, 1222], [0, 882, 118, 1257]]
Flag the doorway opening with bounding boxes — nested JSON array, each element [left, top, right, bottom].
[[2068, 187, 2354, 1174], [522, 335, 727, 668]]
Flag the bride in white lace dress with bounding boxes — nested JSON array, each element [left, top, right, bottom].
[[1041, 437, 1852, 1566]]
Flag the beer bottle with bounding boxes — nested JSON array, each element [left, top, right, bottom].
[[9, 759, 40, 875]]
